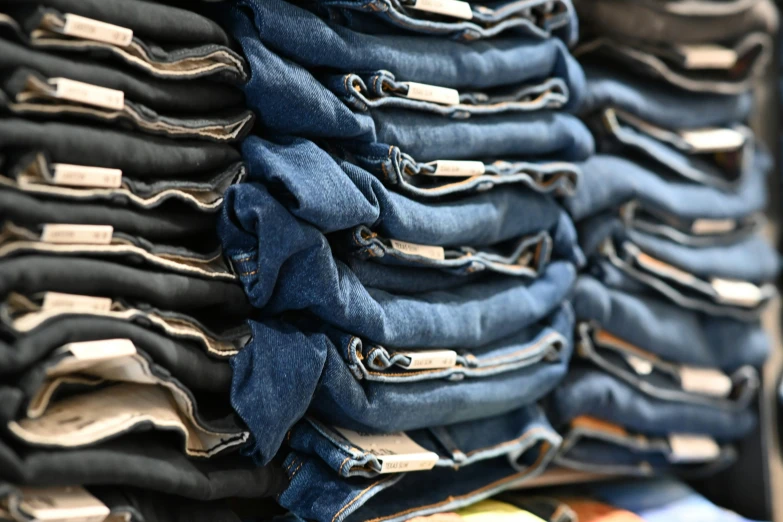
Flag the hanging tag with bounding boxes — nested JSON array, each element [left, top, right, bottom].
[[411, 0, 473, 19], [402, 82, 460, 106], [690, 218, 738, 235], [335, 428, 439, 473], [679, 366, 733, 398], [668, 434, 721, 463], [674, 44, 737, 70], [679, 128, 745, 153], [42, 292, 112, 314], [40, 224, 113, 245], [18, 486, 110, 522], [50, 78, 124, 111], [62, 13, 133, 47], [710, 278, 764, 308], [400, 350, 458, 370], [52, 164, 123, 188], [389, 239, 445, 260], [427, 160, 486, 177]]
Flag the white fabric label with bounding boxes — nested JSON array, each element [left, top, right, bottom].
[[428, 160, 487, 177], [690, 218, 738, 235], [668, 434, 721, 463], [51, 78, 125, 110], [62, 13, 134, 47], [41, 224, 113, 245], [411, 0, 473, 19], [403, 82, 460, 106], [45, 339, 138, 378], [676, 44, 737, 70], [679, 128, 745, 153], [624, 354, 654, 376], [335, 428, 439, 473], [19, 486, 110, 522], [390, 239, 445, 260], [401, 350, 458, 370], [680, 366, 733, 397], [52, 163, 123, 188], [711, 278, 764, 307], [635, 252, 698, 286], [42, 292, 112, 314]]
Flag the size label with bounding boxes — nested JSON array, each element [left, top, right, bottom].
[[401, 350, 458, 370], [41, 224, 113, 245], [711, 278, 763, 307], [668, 434, 721, 463], [690, 218, 737, 235], [411, 0, 473, 19], [48, 339, 137, 378], [428, 160, 486, 177], [62, 13, 134, 47], [390, 239, 445, 260], [19, 486, 110, 522], [52, 163, 123, 188], [42, 292, 112, 314], [679, 128, 745, 153], [335, 428, 439, 474], [51, 78, 124, 110], [680, 366, 733, 397], [403, 82, 460, 106]]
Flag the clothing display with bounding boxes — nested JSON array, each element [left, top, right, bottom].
[[1, 0, 781, 521]]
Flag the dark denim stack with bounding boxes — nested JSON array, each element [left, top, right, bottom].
[[0, 0, 286, 518], [543, 0, 780, 477], [215, 0, 600, 520]]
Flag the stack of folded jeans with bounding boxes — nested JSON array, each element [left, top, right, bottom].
[[544, 0, 780, 476], [217, 0, 597, 520], [0, 0, 287, 519]]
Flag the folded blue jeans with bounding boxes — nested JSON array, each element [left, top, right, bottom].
[[231, 304, 573, 463], [278, 404, 561, 522], [219, 182, 577, 348]]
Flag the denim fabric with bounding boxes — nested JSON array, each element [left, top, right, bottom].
[[0, 119, 241, 178], [0, 37, 245, 112], [1, 68, 255, 142], [231, 304, 573, 463], [574, 34, 772, 95], [574, 0, 776, 44], [278, 407, 561, 522], [299, 0, 577, 43], [0, 8, 248, 83], [578, 64, 753, 129], [546, 367, 757, 439], [0, 435, 287, 500], [496, 494, 577, 522], [554, 422, 737, 476], [565, 153, 769, 222], [579, 215, 780, 284], [1, 152, 246, 213], [589, 478, 765, 522], [220, 182, 577, 348], [573, 276, 770, 371], [0, 256, 251, 318], [0, 295, 250, 362], [242, 135, 583, 255]]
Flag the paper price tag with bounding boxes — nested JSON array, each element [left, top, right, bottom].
[[42, 292, 112, 314], [335, 428, 439, 473], [411, 0, 473, 19], [52, 164, 123, 188], [680, 366, 733, 398], [41, 224, 113, 245], [711, 278, 764, 308], [51, 78, 124, 110], [19, 486, 110, 522], [679, 128, 745, 153], [403, 82, 460, 106], [401, 350, 458, 370], [62, 13, 133, 47], [390, 239, 445, 260], [428, 160, 486, 177], [668, 434, 721, 463]]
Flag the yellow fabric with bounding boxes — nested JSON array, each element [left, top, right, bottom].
[[455, 499, 547, 522]]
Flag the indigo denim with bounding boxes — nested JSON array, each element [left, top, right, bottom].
[[278, 405, 561, 522], [220, 182, 577, 348], [231, 304, 573, 463]]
